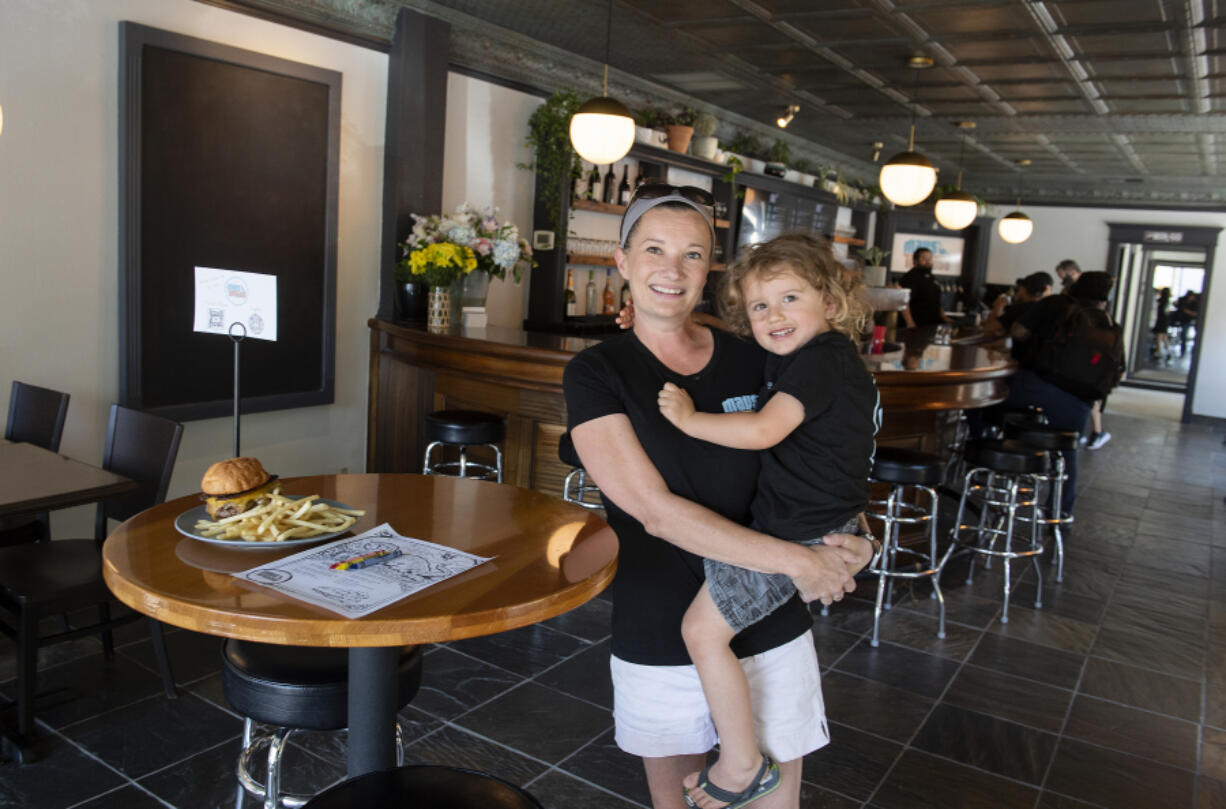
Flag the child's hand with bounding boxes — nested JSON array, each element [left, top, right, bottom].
[[616, 298, 634, 329], [658, 382, 695, 429], [822, 532, 874, 574]]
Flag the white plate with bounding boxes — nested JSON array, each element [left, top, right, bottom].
[[173, 497, 358, 549]]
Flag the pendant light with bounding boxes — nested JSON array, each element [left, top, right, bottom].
[[569, 0, 635, 165], [776, 105, 799, 128], [934, 122, 978, 230], [879, 56, 937, 207], [998, 159, 1034, 245]]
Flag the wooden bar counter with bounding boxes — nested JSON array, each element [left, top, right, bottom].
[[367, 319, 1015, 496]]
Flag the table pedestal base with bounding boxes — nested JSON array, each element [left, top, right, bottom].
[[348, 647, 401, 778]]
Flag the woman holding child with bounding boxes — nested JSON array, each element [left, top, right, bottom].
[[563, 183, 877, 809]]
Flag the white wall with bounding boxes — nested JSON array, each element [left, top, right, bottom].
[[1, 0, 387, 535], [441, 72, 541, 326], [985, 205, 1226, 419]]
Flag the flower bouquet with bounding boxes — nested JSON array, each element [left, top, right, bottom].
[[405, 203, 534, 285], [396, 240, 476, 330]]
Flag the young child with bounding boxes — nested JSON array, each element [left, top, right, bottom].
[[658, 233, 880, 809]]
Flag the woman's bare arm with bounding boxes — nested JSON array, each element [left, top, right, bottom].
[[571, 413, 861, 601]]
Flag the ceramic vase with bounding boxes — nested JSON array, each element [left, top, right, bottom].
[[427, 287, 451, 331]]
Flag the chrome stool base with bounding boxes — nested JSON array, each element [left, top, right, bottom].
[[236, 718, 407, 809], [422, 441, 503, 482], [563, 467, 603, 512], [868, 483, 950, 647]]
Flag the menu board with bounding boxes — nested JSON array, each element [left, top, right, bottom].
[[737, 187, 836, 249]]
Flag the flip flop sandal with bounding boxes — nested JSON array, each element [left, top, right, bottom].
[[682, 755, 781, 809]]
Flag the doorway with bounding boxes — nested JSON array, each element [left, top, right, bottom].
[[1124, 257, 1205, 388], [1105, 223, 1218, 423]]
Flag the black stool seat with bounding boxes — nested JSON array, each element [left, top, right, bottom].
[[870, 447, 944, 487], [425, 410, 506, 446], [964, 439, 1049, 475], [1004, 420, 1080, 452], [221, 640, 422, 731], [982, 405, 1046, 428], [302, 765, 543, 809]]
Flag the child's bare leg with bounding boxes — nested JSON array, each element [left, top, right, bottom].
[[680, 583, 764, 808]]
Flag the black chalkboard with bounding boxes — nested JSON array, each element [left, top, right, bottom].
[[119, 22, 341, 421], [736, 186, 836, 249]]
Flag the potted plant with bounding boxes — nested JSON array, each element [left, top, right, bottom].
[[634, 107, 668, 146], [857, 245, 890, 287], [691, 112, 719, 160], [765, 139, 791, 178], [522, 89, 583, 236], [725, 131, 765, 174], [792, 157, 815, 186], [665, 106, 696, 154]]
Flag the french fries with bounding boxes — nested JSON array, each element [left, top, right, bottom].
[[193, 486, 365, 543]]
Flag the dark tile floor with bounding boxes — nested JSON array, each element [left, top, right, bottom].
[[1, 412, 1224, 808]]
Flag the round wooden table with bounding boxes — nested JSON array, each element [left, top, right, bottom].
[[102, 473, 616, 777]]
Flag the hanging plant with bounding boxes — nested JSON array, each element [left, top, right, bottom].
[[520, 89, 583, 236]]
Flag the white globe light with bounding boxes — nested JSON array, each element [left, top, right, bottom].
[[998, 211, 1034, 244], [569, 96, 635, 165], [878, 151, 937, 206], [934, 192, 978, 230]]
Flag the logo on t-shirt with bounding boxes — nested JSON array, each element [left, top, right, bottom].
[[721, 394, 758, 413]]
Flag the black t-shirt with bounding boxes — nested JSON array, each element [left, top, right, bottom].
[[563, 328, 812, 665], [752, 332, 878, 540], [899, 267, 943, 326], [999, 301, 1034, 333]]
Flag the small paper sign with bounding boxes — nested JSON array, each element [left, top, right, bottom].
[[193, 267, 278, 341]]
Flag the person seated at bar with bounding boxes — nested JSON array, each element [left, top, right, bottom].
[[1003, 271, 1124, 516], [983, 271, 1053, 336], [898, 248, 949, 328]]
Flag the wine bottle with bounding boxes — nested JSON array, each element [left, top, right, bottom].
[[585, 270, 599, 315], [617, 165, 631, 206], [587, 164, 602, 202], [602, 164, 617, 204], [602, 268, 615, 314], [564, 269, 577, 317], [618, 277, 631, 310]]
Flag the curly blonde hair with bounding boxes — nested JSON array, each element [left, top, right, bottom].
[[718, 232, 872, 339]]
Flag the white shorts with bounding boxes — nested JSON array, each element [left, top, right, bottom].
[[610, 630, 830, 762]]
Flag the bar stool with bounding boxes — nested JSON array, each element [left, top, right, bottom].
[[422, 410, 505, 482], [558, 433, 603, 512], [222, 640, 423, 809], [865, 447, 950, 647], [1004, 419, 1080, 583], [949, 439, 1049, 623], [300, 765, 544, 809]]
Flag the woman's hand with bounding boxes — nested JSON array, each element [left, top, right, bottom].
[[658, 382, 695, 430], [790, 545, 857, 605], [823, 531, 875, 575]]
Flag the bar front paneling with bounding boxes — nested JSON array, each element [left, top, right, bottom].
[[368, 319, 1016, 496]]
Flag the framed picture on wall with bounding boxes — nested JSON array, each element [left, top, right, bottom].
[[889, 232, 965, 277], [119, 22, 341, 421]]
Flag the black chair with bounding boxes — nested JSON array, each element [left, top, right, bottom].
[[223, 641, 423, 809], [300, 765, 544, 809], [0, 404, 182, 760], [1, 381, 71, 545]]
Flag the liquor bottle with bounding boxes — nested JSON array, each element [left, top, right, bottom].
[[601, 268, 616, 314], [617, 165, 631, 206], [586, 164, 602, 202], [602, 164, 617, 204], [564, 269, 577, 317], [585, 270, 599, 315], [618, 277, 631, 310]]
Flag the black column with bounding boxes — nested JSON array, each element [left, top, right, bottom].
[[377, 8, 450, 321]]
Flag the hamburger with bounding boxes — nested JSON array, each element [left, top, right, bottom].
[[201, 457, 278, 520]]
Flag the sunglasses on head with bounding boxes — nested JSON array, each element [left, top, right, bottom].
[[630, 181, 715, 207]]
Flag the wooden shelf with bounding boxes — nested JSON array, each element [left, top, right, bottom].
[[571, 198, 729, 228], [567, 254, 615, 267], [832, 235, 866, 246]]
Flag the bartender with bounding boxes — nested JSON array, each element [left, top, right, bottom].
[[899, 248, 950, 328]]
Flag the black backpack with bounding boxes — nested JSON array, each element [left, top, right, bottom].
[[1037, 300, 1124, 401]]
